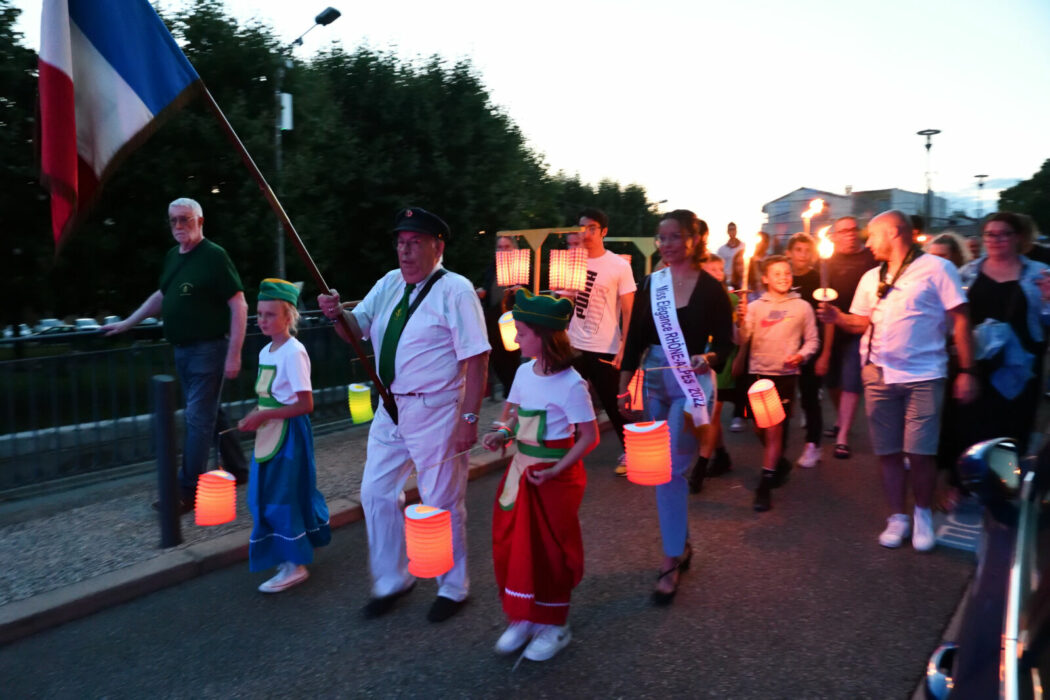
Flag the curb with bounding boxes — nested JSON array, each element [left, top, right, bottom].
[[0, 447, 515, 646]]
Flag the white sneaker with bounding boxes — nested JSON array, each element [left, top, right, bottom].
[[730, 417, 745, 432], [495, 620, 535, 654], [523, 624, 571, 661], [258, 562, 309, 593], [878, 514, 912, 549], [797, 442, 821, 468], [913, 507, 936, 552]]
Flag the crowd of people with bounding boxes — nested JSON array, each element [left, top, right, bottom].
[[111, 197, 1050, 663]]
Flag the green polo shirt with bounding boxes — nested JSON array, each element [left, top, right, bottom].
[[159, 239, 243, 345]]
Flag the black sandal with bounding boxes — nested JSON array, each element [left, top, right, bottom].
[[834, 443, 851, 459], [651, 544, 692, 606]]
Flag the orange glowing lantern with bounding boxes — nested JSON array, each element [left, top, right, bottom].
[[549, 249, 588, 292], [495, 248, 531, 287], [348, 383, 374, 424], [404, 504, 454, 578], [498, 311, 519, 351], [748, 379, 785, 428], [195, 469, 237, 526], [624, 421, 672, 485], [627, 369, 645, 412]]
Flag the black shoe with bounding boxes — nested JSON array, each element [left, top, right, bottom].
[[361, 582, 416, 619], [230, 471, 250, 486], [152, 498, 194, 515], [707, 449, 732, 477], [427, 595, 466, 623], [688, 457, 708, 494], [753, 484, 772, 512], [823, 424, 839, 438], [771, 457, 792, 488]]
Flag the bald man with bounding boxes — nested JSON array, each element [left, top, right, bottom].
[[819, 210, 976, 553]]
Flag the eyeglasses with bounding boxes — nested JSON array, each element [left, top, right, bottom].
[[834, 226, 859, 234], [168, 215, 196, 227], [982, 230, 1016, 240]]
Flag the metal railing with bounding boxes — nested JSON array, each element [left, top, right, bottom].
[[0, 318, 374, 496]]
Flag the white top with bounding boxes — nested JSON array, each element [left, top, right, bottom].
[[258, 336, 311, 405], [850, 252, 967, 384], [507, 360, 596, 439], [567, 250, 637, 354], [353, 265, 490, 394], [716, 241, 743, 277]]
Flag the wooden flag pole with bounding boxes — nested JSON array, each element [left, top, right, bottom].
[[199, 87, 399, 423]]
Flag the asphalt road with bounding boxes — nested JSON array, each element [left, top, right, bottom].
[[0, 417, 974, 699]]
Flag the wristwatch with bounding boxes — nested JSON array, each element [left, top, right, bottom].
[[461, 412, 479, 424]]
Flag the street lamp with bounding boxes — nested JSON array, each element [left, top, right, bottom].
[[274, 8, 341, 279], [916, 129, 941, 230], [974, 174, 988, 220]]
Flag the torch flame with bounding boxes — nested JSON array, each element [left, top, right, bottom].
[[801, 198, 826, 221], [816, 225, 833, 260]]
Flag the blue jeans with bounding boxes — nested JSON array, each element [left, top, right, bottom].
[[643, 345, 697, 558], [174, 338, 238, 499]]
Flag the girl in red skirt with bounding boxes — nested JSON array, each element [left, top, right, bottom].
[[481, 289, 599, 662]]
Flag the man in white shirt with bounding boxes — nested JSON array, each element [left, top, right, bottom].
[[568, 208, 636, 473], [819, 210, 976, 553], [716, 221, 742, 281], [319, 207, 490, 622]]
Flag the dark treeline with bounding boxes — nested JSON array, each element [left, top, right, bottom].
[[0, 0, 661, 326]]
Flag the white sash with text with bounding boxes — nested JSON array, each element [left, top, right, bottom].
[[650, 267, 713, 425]]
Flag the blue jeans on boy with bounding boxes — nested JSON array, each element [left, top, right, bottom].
[[643, 345, 697, 559]]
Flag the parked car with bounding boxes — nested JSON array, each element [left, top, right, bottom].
[[34, 318, 64, 333], [74, 318, 101, 332], [925, 437, 1050, 699], [102, 315, 122, 326], [34, 324, 77, 336]]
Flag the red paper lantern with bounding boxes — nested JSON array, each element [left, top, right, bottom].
[[195, 469, 237, 526], [495, 249, 531, 287], [627, 369, 645, 412], [748, 379, 785, 428], [405, 504, 454, 578], [549, 249, 588, 291], [624, 421, 672, 485]]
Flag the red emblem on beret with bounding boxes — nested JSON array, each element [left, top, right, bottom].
[[405, 210, 413, 217]]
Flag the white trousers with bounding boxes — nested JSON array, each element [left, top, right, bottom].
[[361, 389, 469, 601]]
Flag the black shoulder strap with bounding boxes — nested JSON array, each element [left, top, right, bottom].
[[405, 268, 447, 323]]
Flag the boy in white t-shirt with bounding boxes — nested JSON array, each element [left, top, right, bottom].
[[567, 208, 637, 473]]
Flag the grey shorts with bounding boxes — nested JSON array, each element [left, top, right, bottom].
[[861, 364, 945, 456]]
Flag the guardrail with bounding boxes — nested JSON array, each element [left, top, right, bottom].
[[0, 317, 374, 497]]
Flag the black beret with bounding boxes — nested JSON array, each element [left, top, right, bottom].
[[392, 207, 451, 241]]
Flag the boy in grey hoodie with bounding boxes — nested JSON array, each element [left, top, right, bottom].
[[733, 256, 819, 512]]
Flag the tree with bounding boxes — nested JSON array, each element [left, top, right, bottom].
[[999, 159, 1050, 238]]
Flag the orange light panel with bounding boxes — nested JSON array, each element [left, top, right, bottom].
[[495, 249, 531, 287], [549, 249, 588, 291]]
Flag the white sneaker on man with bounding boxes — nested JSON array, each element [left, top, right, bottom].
[[495, 620, 535, 654], [258, 562, 309, 593], [797, 442, 821, 468], [523, 624, 572, 661], [912, 507, 936, 552], [730, 417, 745, 433], [878, 514, 912, 548]]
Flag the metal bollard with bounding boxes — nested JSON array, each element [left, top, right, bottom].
[[152, 375, 182, 548]]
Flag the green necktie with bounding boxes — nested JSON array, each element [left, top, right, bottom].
[[378, 282, 416, 387]]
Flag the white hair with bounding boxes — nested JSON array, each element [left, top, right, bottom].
[[168, 197, 203, 218]]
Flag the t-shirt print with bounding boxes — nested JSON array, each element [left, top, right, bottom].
[[573, 269, 608, 337]]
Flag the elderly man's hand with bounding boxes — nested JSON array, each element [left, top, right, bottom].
[[318, 290, 342, 320], [954, 372, 978, 404], [453, 419, 479, 453], [817, 301, 839, 325]]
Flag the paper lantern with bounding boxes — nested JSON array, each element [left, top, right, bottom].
[[195, 469, 236, 526], [624, 421, 672, 485], [495, 249, 531, 287], [498, 311, 519, 351], [627, 369, 645, 412], [405, 504, 454, 578], [348, 383, 374, 424], [549, 249, 588, 292], [748, 379, 785, 428]]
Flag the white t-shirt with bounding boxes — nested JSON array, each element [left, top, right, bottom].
[[353, 266, 490, 394], [850, 252, 967, 384], [567, 250, 637, 354], [507, 361, 596, 440], [716, 241, 743, 277], [258, 336, 311, 405]]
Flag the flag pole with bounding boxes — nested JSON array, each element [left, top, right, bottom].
[[198, 86, 399, 424]]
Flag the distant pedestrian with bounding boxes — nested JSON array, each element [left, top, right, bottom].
[[237, 279, 331, 593], [734, 255, 818, 512], [698, 254, 739, 478], [482, 290, 598, 661]]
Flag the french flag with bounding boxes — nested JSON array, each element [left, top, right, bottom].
[[39, 0, 201, 248]]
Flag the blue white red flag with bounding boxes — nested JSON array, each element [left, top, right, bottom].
[[38, 0, 201, 248]]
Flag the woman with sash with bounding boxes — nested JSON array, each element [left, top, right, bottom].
[[618, 210, 734, 605]]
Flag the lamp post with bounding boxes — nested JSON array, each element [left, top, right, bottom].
[[916, 129, 941, 230], [274, 7, 341, 279], [974, 174, 988, 220]]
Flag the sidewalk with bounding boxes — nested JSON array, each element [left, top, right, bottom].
[[0, 398, 564, 644]]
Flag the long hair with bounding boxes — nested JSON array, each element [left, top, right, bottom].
[[659, 209, 709, 267], [529, 322, 575, 373]]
